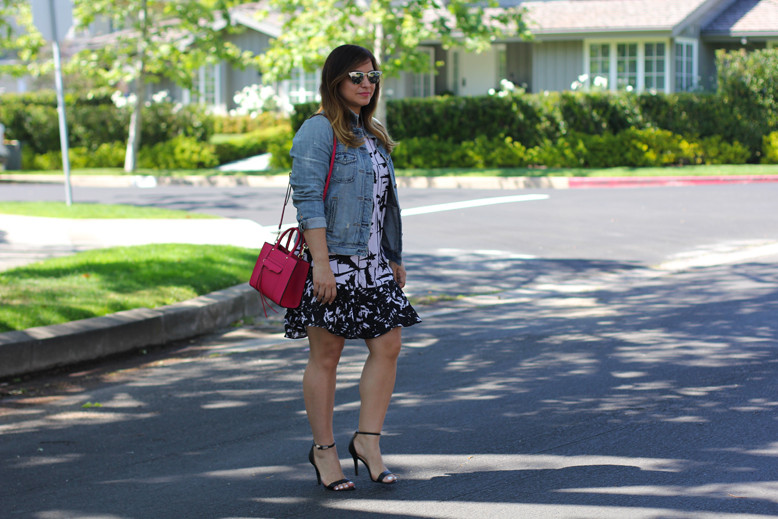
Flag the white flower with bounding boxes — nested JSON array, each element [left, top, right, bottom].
[[593, 76, 608, 88], [488, 88, 496, 96]]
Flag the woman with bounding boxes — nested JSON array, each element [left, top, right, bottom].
[[286, 44, 421, 492]]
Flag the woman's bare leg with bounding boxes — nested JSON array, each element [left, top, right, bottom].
[[304, 326, 352, 489], [353, 327, 402, 481]]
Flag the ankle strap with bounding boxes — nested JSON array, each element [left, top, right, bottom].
[[313, 441, 336, 450], [354, 430, 381, 436]]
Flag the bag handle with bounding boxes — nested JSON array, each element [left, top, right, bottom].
[[278, 135, 337, 231]]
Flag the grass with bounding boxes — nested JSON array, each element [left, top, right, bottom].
[[0, 244, 258, 333], [4, 164, 778, 178], [0, 202, 220, 219]]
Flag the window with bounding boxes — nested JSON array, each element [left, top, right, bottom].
[[644, 43, 666, 91], [675, 39, 696, 91], [616, 43, 638, 90], [412, 47, 435, 98], [586, 40, 675, 93], [288, 68, 319, 105], [190, 64, 220, 106], [589, 43, 610, 84]]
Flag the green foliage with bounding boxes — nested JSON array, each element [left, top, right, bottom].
[[138, 136, 219, 170], [212, 123, 292, 164], [267, 131, 294, 169], [256, 0, 529, 83], [0, 90, 213, 157], [390, 129, 750, 169], [212, 112, 281, 134], [762, 132, 778, 164], [715, 48, 778, 157]]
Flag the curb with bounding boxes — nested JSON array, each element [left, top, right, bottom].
[[568, 174, 778, 188], [0, 283, 264, 380], [4, 172, 778, 189]]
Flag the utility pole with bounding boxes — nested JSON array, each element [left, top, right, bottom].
[[31, 0, 74, 206]]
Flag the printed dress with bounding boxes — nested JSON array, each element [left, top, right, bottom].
[[284, 137, 422, 340]]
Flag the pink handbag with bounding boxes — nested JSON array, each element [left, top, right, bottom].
[[249, 135, 336, 315]]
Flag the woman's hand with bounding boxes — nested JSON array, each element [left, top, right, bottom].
[[312, 263, 337, 304], [304, 228, 336, 304], [389, 261, 407, 289]]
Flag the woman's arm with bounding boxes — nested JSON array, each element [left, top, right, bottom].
[[304, 228, 337, 304]]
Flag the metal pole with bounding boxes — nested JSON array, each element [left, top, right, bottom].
[[49, 0, 72, 206]]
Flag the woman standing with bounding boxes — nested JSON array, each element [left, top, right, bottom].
[[286, 44, 421, 491]]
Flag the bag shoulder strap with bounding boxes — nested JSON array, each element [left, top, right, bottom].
[[279, 135, 337, 230]]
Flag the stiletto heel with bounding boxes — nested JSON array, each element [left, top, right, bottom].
[[348, 431, 397, 484], [308, 441, 355, 491]]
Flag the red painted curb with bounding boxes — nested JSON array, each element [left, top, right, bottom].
[[568, 175, 778, 188]]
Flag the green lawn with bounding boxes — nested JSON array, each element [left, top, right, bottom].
[[5, 164, 778, 178], [0, 202, 220, 219], [0, 244, 257, 332]]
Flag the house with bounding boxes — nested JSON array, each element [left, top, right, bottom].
[[3, 0, 778, 111], [212, 0, 778, 112], [412, 0, 778, 97]]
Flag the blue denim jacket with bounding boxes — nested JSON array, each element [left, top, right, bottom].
[[289, 113, 404, 264]]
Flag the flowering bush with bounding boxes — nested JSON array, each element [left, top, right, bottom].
[[231, 84, 293, 117]]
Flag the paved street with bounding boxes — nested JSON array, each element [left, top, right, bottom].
[[1, 183, 777, 518]]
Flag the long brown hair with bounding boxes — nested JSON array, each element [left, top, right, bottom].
[[319, 44, 395, 153]]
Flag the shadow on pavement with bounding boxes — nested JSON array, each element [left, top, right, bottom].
[[1, 255, 776, 518]]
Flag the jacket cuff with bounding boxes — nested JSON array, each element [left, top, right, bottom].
[[299, 216, 327, 232]]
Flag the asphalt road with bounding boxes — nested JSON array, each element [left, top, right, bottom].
[[1, 183, 777, 518]]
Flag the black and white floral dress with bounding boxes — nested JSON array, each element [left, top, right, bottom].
[[284, 137, 422, 340]]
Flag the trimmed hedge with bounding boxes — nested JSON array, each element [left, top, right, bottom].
[[0, 90, 214, 155]]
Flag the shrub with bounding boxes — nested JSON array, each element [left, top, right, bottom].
[[212, 123, 292, 165], [761, 131, 778, 164], [716, 48, 778, 158], [699, 136, 750, 165], [138, 136, 218, 169]]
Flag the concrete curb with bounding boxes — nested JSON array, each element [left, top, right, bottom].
[[0, 283, 263, 380], [4, 172, 778, 189]]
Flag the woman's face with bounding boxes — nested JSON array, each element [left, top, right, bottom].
[[339, 58, 376, 115]]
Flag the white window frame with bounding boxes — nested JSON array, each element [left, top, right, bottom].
[[584, 39, 672, 93], [184, 64, 221, 108], [412, 46, 435, 98], [286, 67, 320, 105], [674, 37, 699, 92]]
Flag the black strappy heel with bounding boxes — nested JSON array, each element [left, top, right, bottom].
[[348, 431, 397, 484], [308, 441, 355, 491]]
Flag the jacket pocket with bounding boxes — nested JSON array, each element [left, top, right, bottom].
[[332, 151, 357, 183]]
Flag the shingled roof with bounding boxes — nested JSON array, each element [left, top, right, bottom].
[[516, 0, 711, 34], [703, 0, 778, 36]]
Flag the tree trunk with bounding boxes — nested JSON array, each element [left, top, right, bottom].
[[124, 0, 149, 173], [124, 75, 146, 172]]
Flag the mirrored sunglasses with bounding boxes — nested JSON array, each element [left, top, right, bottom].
[[348, 70, 382, 84]]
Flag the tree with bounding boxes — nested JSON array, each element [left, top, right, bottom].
[[0, 0, 47, 80], [255, 0, 530, 123], [72, 0, 259, 171]]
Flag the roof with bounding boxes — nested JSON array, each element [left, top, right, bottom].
[[516, 0, 712, 34], [703, 0, 778, 36]]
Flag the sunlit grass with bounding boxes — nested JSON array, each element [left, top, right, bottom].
[[0, 202, 220, 219], [0, 244, 257, 332]]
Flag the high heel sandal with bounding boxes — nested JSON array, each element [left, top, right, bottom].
[[348, 431, 397, 484], [308, 441, 355, 491]]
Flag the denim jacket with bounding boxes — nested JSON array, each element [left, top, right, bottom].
[[289, 113, 404, 264]]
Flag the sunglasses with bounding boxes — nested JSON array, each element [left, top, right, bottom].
[[347, 70, 382, 84]]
